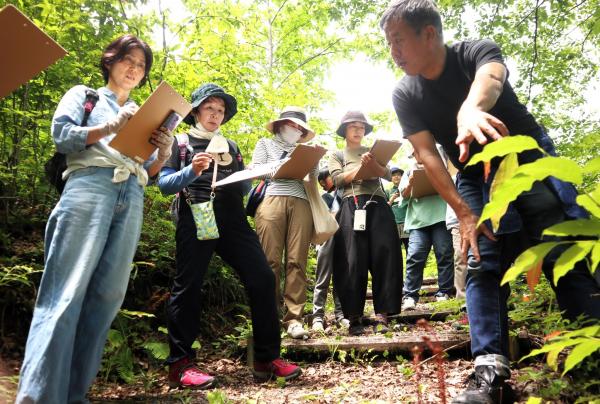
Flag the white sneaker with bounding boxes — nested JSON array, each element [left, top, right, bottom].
[[435, 293, 450, 302], [402, 297, 416, 311], [287, 322, 308, 339], [312, 319, 324, 332], [337, 318, 350, 329]]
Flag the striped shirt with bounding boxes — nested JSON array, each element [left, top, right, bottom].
[[251, 136, 318, 200]]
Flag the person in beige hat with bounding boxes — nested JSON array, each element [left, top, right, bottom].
[[251, 106, 317, 339], [328, 110, 403, 336]]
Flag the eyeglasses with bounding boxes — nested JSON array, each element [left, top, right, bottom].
[[121, 54, 146, 71]]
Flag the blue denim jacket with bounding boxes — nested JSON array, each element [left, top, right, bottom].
[[462, 127, 588, 235]]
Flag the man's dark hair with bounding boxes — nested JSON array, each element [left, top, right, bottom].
[[379, 0, 443, 39], [100, 34, 153, 86], [318, 169, 331, 182]]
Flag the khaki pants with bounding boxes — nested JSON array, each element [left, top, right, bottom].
[[451, 226, 467, 300], [255, 195, 313, 327]]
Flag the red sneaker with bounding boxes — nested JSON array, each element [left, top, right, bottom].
[[168, 357, 215, 389], [252, 358, 302, 382]]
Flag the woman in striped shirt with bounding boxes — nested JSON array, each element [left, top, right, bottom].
[[252, 106, 317, 339]]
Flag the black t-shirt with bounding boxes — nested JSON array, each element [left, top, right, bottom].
[[392, 39, 539, 172], [165, 135, 247, 205]]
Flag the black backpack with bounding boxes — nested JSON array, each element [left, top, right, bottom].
[[44, 89, 99, 194]]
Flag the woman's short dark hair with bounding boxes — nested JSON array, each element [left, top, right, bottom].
[[272, 119, 308, 136], [100, 34, 153, 86]]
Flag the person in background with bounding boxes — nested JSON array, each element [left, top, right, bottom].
[[446, 175, 467, 302], [386, 166, 409, 254], [381, 1, 600, 402], [400, 148, 455, 311], [252, 106, 317, 340], [312, 169, 348, 332], [329, 110, 402, 336], [158, 84, 301, 388], [17, 35, 171, 403]]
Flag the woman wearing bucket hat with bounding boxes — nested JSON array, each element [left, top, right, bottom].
[[328, 110, 403, 336], [157, 85, 301, 388], [251, 106, 317, 339]]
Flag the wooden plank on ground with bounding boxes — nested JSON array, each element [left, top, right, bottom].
[[280, 331, 470, 354], [393, 308, 456, 323], [366, 284, 438, 300]]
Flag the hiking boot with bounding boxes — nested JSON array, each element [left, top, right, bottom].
[[312, 318, 324, 332], [435, 292, 450, 302], [452, 354, 514, 404], [373, 313, 390, 334], [348, 318, 365, 336], [252, 358, 302, 382], [402, 297, 416, 311], [168, 357, 215, 389], [287, 322, 308, 339]]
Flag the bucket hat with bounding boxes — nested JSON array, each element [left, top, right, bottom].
[[336, 110, 373, 137], [183, 83, 237, 125], [266, 106, 315, 143]]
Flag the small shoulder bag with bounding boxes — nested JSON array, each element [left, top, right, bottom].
[[185, 161, 220, 240]]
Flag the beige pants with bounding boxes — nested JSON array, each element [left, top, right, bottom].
[[255, 195, 313, 327], [451, 226, 467, 300]]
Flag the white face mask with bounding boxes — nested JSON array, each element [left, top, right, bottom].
[[280, 125, 303, 144]]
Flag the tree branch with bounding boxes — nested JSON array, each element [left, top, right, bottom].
[[276, 39, 342, 89]]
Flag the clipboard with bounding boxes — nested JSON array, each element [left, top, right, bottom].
[[354, 139, 401, 180], [0, 5, 68, 99], [214, 144, 326, 187], [410, 169, 438, 198], [109, 81, 191, 164]]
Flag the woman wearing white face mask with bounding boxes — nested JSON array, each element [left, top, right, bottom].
[[251, 106, 317, 339]]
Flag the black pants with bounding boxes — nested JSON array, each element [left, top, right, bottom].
[[333, 195, 403, 318], [166, 198, 280, 364]]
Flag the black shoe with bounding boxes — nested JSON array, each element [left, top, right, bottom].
[[348, 319, 365, 336], [452, 354, 515, 404]]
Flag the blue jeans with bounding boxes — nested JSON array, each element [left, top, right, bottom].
[[459, 176, 600, 358], [403, 221, 454, 301], [17, 167, 144, 404]]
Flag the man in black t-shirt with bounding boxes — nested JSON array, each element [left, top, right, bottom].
[[380, 1, 600, 403]]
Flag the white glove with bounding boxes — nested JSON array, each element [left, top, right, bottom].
[[100, 103, 138, 136], [151, 128, 174, 162]]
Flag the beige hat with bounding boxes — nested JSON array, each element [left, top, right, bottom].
[[265, 106, 315, 143]]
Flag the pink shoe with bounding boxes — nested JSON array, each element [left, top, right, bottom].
[[168, 357, 215, 389], [252, 358, 302, 382]]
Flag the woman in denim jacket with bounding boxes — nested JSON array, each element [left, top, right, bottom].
[[17, 34, 173, 403]]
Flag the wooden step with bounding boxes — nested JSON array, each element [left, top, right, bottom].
[[278, 331, 470, 354], [366, 285, 439, 300], [393, 308, 456, 323]]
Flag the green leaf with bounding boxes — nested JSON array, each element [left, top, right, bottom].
[[119, 309, 155, 319], [583, 157, 600, 174], [526, 398, 542, 404], [521, 337, 588, 360], [554, 241, 596, 285], [489, 153, 518, 232], [543, 219, 600, 237], [479, 157, 582, 226], [576, 184, 600, 218], [562, 339, 600, 375], [466, 135, 543, 167], [589, 243, 600, 277], [501, 242, 564, 285], [143, 341, 169, 361]]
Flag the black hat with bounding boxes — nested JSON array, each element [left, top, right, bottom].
[[336, 110, 374, 137], [183, 83, 237, 125], [391, 166, 403, 175]]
